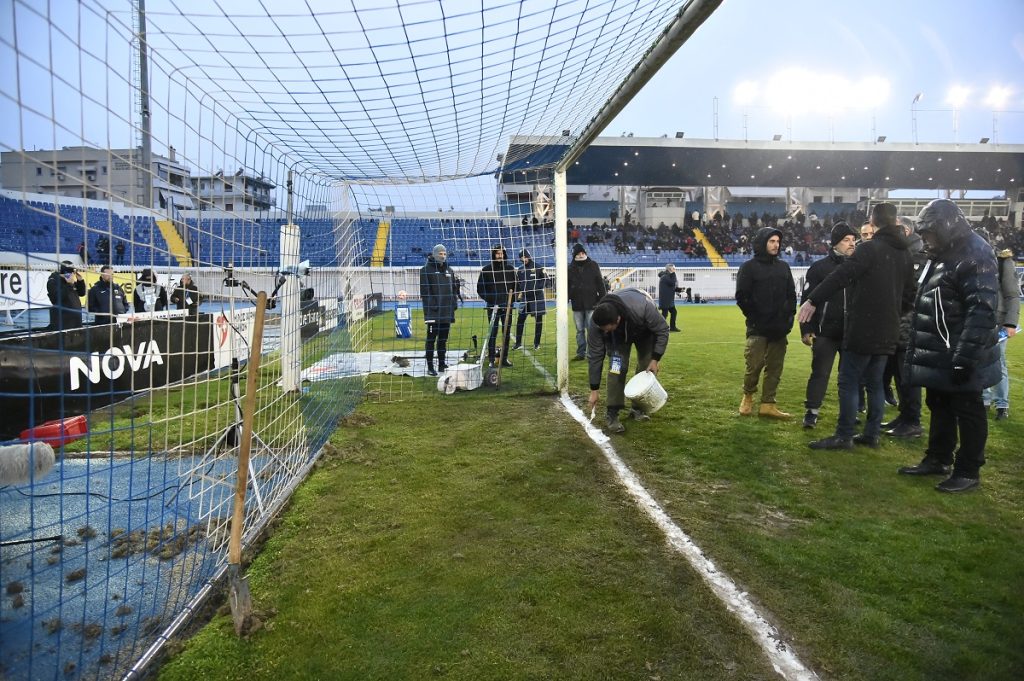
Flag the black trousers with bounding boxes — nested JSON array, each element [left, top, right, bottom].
[[924, 388, 987, 477], [515, 311, 544, 347], [892, 347, 921, 425], [660, 305, 678, 330], [425, 321, 452, 368], [804, 335, 841, 410], [485, 306, 512, 362]]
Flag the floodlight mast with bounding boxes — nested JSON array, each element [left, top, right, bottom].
[[552, 0, 724, 391]]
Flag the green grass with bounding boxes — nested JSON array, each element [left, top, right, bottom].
[[159, 304, 1024, 680]]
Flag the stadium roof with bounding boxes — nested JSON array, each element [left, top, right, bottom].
[[502, 136, 1024, 193]]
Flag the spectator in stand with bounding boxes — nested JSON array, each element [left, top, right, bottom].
[[169, 272, 201, 316], [133, 268, 168, 313], [899, 199, 1000, 492], [46, 260, 86, 331], [87, 265, 128, 325], [799, 203, 915, 450], [76, 241, 86, 264], [799, 222, 857, 429], [735, 228, 797, 419], [512, 249, 547, 351], [476, 245, 516, 368], [657, 264, 683, 332], [567, 243, 606, 360], [420, 243, 459, 376], [114, 239, 126, 265], [981, 247, 1020, 420]]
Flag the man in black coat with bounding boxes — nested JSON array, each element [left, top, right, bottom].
[[799, 222, 857, 429], [46, 260, 86, 331], [898, 199, 1000, 493], [420, 243, 459, 376], [476, 245, 516, 368], [735, 227, 797, 419], [657, 263, 683, 332], [799, 203, 916, 450], [87, 265, 128, 325], [169, 272, 201, 316], [567, 243, 607, 359], [512, 249, 547, 351]]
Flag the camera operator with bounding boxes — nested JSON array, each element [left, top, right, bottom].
[[46, 260, 86, 331], [170, 271, 201, 316]]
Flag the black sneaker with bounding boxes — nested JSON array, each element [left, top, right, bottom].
[[511, 343, 522, 350], [427, 368, 438, 377], [852, 434, 880, 448], [995, 408, 1009, 420], [501, 359, 513, 368], [884, 387, 898, 407], [572, 354, 586, 361], [898, 459, 951, 476], [808, 435, 853, 450], [881, 418, 902, 430], [886, 422, 923, 438], [935, 475, 980, 493], [606, 416, 625, 434], [533, 344, 541, 351], [802, 410, 818, 429]]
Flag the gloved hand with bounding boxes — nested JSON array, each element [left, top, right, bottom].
[[951, 364, 972, 385]]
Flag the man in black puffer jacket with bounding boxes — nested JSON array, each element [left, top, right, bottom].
[[420, 243, 459, 376], [799, 203, 916, 450], [898, 199, 1000, 493], [567, 243, 607, 360], [798, 222, 857, 428], [735, 227, 797, 418]]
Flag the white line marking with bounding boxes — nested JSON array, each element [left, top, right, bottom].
[[558, 392, 819, 681]]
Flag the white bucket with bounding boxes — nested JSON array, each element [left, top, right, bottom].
[[623, 370, 668, 414]]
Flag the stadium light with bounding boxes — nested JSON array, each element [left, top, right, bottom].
[[772, 134, 782, 141], [980, 137, 990, 144], [675, 131, 684, 138], [562, 129, 571, 137], [876, 135, 886, 143]]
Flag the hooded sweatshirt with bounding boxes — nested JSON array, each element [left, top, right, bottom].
[[735, 227, 796, 341], [476, 246, 516, 307]]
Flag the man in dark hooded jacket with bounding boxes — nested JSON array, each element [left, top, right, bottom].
[[476, 245, 516, 368], [799, 202, 915, 450], [735, 227, 797, 418], [47, 260, 86, 331], [897, 199, 1000, 493], [567, 243, 606, 359], [87, 265, 128, 325], [420, 243, 459, 376], [799, 222, 857, 428], [586, 288, 670, 433]]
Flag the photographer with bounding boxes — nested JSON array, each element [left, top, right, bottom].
[[46, 260, 86, 331]]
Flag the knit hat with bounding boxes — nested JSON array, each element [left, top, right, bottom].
[[431, 243, 446, 259], [830, 222, 857, 247], [519, 248, 532, 260], [571, 243, 586, 257]]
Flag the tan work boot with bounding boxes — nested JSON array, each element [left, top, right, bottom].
[[739, 393, 755, 416], [759, 402, 791, 419]]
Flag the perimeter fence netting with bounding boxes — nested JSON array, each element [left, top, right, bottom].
[[0, 0, 692, 677]]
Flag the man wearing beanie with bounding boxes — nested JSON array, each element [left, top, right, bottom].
[[420, 243, 459, 376], [476, 244, 516, 368], [798, 222, 857, 428], [567, 243, 606, 360], [799, 203, 916, 449], [513, 249, 548, 351]]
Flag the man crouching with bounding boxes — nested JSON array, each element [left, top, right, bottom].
[[586, 287, 670, 433]]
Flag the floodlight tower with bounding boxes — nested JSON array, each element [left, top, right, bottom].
[[912, 93, 923, 145], [946, 86, 970, 145]]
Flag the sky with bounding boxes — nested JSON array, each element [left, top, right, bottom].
[[606, 0, 1024, 147], [2, 0, 1023, 208]]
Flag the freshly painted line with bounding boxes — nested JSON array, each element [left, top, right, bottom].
[[559, 392, 819, 681]]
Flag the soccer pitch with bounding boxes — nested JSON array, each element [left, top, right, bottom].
[[159, 304, 1024, 681]]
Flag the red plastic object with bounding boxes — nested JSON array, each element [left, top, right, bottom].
[[20, 415, 88, 446]]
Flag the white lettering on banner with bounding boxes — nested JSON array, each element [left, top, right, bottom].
[[68, 340, 164, 390], [0, 271, 52, 310]]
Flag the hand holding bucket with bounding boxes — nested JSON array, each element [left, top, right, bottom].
[[623, 370, 668, 414]]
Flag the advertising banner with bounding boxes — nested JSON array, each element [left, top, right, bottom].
[[0, 315, 213, 440]]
